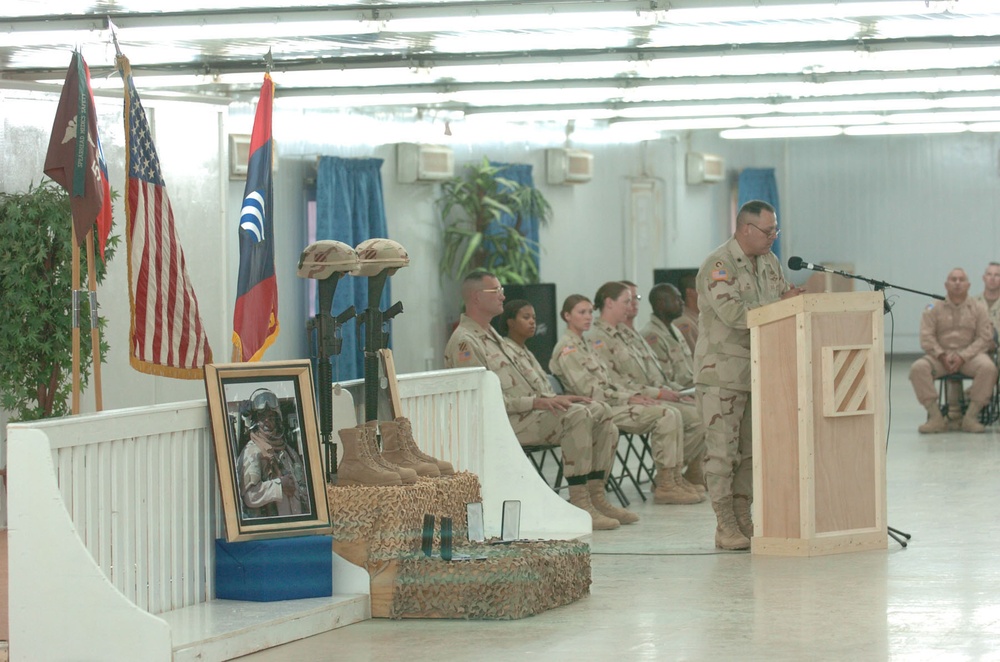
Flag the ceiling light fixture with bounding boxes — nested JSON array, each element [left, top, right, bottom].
[[720, 126, 844, 140]]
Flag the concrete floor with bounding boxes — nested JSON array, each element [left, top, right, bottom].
[[237, 359, 1000, 661]]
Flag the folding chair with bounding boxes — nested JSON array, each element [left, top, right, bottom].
[[609, 431, 655, 503], [522, 444, 567, 492], [937, 370, 1000, 426]]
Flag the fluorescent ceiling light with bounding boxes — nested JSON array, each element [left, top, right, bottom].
[[637, 46, 1000, 80], [661, 1, 997, 24], [720, 126, 843, 139], [843, 123, 968, 136], [969, 122, 1000, 132], [115, 20, 379, 43], [615, 103, 780, 119], [386, 8, 663, 33], [616, 117, 747, 131], [885, 110, 1000, 124], [877, 15, 1000, 39], [747, 114, 884, 128], [465, 109, 616, 123], [433, 30, 634, 55]]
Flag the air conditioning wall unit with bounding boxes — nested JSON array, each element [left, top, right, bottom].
[[396, 143, 455, 183], [686, 152, 726, 185], [546, 148, 594, 185]]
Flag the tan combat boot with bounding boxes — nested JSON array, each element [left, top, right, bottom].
[[568, 481, 620, 530], [587, 473, 639, 524], [918, 402, 948, 434], [732, 495, 753, 539], [337, 426, 402, 487], [379, 420, 441, 477], [390, 417, 455, 475], [962, 402, 986, 433], [713, 497, 751, 550], [683, 453, 708, 495], [653, 465, 702, 505], [361, 422, 418, 485], [674, 466, 706, 501]]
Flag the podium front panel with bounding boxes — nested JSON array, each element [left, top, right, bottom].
[[812, 311, 878, 533], [750, 292, 887, 556], [757, 315, 800, 539]]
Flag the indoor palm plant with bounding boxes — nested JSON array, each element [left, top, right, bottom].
[[438, 157, 552, 285], [0, 180, 118, 421]]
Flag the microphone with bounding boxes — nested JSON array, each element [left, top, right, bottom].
[[787, 256, 829, 273]]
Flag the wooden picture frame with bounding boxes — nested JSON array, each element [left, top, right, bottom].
[[204, 360, 332, 542]]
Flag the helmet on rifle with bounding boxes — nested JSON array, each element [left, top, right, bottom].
[[296, 240, 361, 280], [355, 238, 409, 277]]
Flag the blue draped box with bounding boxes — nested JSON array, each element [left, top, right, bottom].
[[215, 535, 333, 602]]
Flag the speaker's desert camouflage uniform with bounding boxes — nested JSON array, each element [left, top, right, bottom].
[[694, 235, 790, 532]]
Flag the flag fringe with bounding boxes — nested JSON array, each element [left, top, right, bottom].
[[129, 355, 205, 380], [232, 322, 281, 363]]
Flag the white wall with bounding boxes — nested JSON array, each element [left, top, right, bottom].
[[1, 89, 228, 423], [692, 130, 1000, 350], [5, 86, 1000, 421]]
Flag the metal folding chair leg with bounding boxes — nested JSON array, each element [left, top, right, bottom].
[[522, 444, 568, 492]]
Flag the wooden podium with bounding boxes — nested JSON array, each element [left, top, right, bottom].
[[748, 291, 887, 556]]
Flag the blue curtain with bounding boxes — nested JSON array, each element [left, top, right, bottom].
[[737, 168, 781, 260], [488, 162, 540, 272], [315, 156, 391, 381]]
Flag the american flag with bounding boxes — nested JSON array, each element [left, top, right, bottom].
[[117, 54, 213, 379]]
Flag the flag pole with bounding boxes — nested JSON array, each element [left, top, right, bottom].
[[86, 230, 103, 411], [71, 224, 81, 415]]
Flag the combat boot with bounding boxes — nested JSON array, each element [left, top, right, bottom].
[[379, 420, 441, 477], [962, 402, 986, 433], [391, 417, 455, 475], [653, 465, 702, 505], [918, 403, 948, 434], [568, 480, 620, 530], [675, 466, 706, 501], [733, 495, 753, 539], [713, 497, 750, 550], [683, 452, 708, 495], [587, 472, 639, 524], [337, 426, 402, 487], [361, 422, 418, 484]]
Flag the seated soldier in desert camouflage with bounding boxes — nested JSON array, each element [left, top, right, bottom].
[[550, 293, 701, 505], [589, 281, 706, 494], [443, 270, 628, 531], [642, 283, 695, 390]]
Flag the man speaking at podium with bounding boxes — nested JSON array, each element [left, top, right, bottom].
[[694, 200, 804, 550]]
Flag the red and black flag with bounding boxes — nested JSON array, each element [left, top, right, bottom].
[[232, 73, 279, 362], [44, 51, 114, 260]]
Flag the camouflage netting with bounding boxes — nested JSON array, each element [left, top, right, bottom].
[[328, 472, 482, 566], [390, 540, 591, 620], [327, 473, 591, 620]]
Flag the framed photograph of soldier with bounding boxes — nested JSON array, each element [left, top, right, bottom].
[[204, 360, 332, 542]]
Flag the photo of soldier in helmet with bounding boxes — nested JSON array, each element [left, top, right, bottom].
[[234, 386, 311, 519]]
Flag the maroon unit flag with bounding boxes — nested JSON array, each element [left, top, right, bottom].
[[117, 54, 213, 379], [44, 51, 114, 259]]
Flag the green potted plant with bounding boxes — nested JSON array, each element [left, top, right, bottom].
[[0, 180, 118, 421], [438, 157, 552, 285]]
